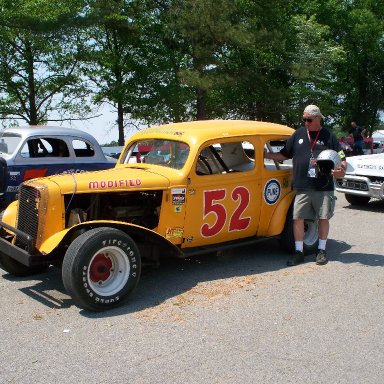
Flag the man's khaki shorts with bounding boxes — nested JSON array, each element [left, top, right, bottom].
[[293, 190, 336, 220]]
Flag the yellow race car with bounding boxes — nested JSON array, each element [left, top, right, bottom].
[[0, 120, 319, 311]]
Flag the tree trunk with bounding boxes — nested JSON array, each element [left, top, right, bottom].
[[117, 101, 125, 146], [196, 87, 207, 120], [25, 40, 38, 125]]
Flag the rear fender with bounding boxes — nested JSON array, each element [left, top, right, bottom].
[[39, 220, 183, 258], [267, 192, 295, 236]]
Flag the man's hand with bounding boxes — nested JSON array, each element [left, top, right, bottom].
[[332, 166, 346, 179]]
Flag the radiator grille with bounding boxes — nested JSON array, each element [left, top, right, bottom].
[[336, 179, 368, 191], [16, 185, 41, 249]]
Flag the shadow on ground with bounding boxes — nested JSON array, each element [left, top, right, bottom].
[[340, 198, 384, 213], [2, 237, 383, 317]]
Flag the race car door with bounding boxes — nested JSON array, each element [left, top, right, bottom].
[[183, 140, 262, 248]]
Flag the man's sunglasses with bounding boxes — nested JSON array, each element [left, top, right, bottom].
[[303, 118, 313, 123]]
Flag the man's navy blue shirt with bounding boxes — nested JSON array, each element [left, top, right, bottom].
[[280, 127, 342, 191]]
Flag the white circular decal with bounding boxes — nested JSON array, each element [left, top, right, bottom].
[[263, 179, 281, 205], [299, 139, 304, 144]]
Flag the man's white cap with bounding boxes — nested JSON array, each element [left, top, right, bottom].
[[303, 104, 324, 118]]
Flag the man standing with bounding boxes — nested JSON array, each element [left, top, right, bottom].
[[349, 121, 366, 155], [265, 105, 346, 266]]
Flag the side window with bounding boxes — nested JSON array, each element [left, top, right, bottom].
[[72, 139, 95, 157], [20, 138, 70, 158], [264, 139, 289, 170], [49, 139, 69, 157], [21, 138, 52, 158], [196, 141, 255, 175]]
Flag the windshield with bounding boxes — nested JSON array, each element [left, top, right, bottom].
[[0, 132, 22, 155], [122, 139, 190, 170]]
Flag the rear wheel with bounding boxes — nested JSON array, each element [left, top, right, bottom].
[[279, 211, 319, 255], [345, 194, 370, 206], [62, 227, 141, 311]]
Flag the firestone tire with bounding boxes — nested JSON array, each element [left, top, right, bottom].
[[62, 227, 141, 311], [279, 211, 319, 255], [345, 194, 370, 206]]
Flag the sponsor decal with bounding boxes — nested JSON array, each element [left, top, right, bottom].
[[166, 227, 183, 239], [150, 128, 184, 136], [357, 163, 384, 170], [7, 186, 19, 193], [55, 169, 87, 175], [185, 236, 194, 243], [338, 150, 346, 159], [23, 168, 48, 180], [174, 206, 182, 213], [263, 179, 281, 205], [88, 179, 142, 189], [171, 188, 186, 205]]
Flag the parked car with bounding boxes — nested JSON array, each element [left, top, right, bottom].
[[335, 152, 384, 205], [0, 120, 320, 311], [372, 140, 384, 154], [0, 126, 116, 211]]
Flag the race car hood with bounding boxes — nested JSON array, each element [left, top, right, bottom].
[[346, 153, 384, 177], [45, 166, 171, 194]]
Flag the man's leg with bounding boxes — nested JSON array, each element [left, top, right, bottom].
[[316, 214, 331, 265], [318, 218, 329, 240], [286, 218, 305, 266]]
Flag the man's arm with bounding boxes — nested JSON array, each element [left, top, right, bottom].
[[264, 151, 289, 162]]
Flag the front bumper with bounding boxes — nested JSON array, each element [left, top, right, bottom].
[[335, 175, 384, 200], [0, 221, 55, 267]]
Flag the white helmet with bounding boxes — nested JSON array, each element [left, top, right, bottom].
[[316, 149, 342, 175]]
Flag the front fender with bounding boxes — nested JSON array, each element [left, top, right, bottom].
[[39, 220, 183, 257], [1, 200, 18, 228]]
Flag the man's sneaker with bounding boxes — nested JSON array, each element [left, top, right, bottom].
[[315, 249, 328, 265], [286, 251, 304, 266]]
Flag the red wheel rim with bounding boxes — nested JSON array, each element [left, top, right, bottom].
[[89, 253, 113, 283]]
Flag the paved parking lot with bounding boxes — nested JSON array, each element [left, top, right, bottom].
[[0, 192, 383, 384]]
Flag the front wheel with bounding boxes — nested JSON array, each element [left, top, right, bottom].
[[62, 227, 141, 311], [279, 212, 319, 255], [345, 194, 370, 206]]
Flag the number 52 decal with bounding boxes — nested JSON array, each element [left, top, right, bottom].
[[201, 186, 251, 237]]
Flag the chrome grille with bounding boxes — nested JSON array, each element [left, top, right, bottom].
[[16, 185, 40, 249], [336, 179, 368, 191]]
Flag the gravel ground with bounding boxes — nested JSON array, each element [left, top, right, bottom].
[[0, 192, 383, 384]]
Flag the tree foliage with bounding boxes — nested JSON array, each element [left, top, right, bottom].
[[0, 0, 383, 141], [0, 0, 89, 125]]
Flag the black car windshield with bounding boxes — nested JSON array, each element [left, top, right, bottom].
[[121, 139, 190, 170]]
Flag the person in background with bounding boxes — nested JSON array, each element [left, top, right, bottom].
[[264, 105, 347, 266], [349, 121, 366, 155]]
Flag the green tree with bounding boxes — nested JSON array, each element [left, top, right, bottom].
[[82, 0, 145, 145], [297, 0, 384, 135], [161, 0, 267, 120], [0, 0, 89, 126], [285, 13, 346, 127], [337, 3, 384, 135]]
